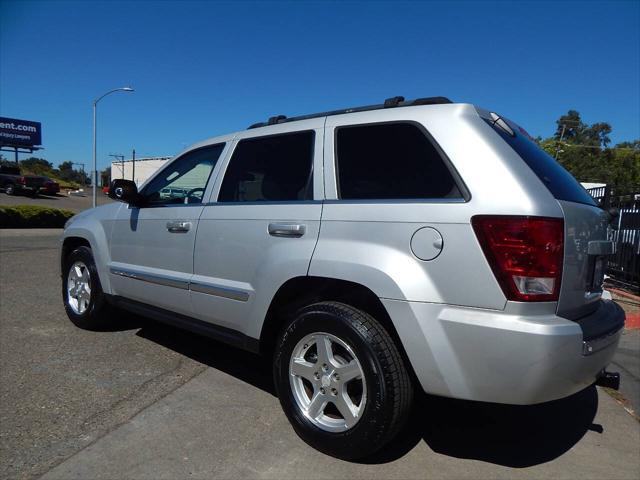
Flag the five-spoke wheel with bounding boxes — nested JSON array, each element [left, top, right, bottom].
[[62, 245, 110, 329], [289, 332, 366, 431], [274, 301, 413, 460], [66, 261, 92, 314]]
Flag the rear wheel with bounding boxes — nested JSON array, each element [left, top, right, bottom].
[[62, 246, 110, 330], [274, 301, 413, 460], [4, 183, 15, 195]]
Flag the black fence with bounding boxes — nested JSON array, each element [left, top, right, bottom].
[[586, 186, 640, 292]]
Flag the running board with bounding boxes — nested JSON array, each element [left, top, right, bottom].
[[107, 295, 260, 354]]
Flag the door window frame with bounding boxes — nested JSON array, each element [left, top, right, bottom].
[[208, 119, 326, 205], [136, 141, 231, 208]]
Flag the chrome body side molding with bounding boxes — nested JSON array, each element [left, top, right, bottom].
[[110, 266, 250, 302]]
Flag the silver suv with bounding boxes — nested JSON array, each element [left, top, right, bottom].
[[61, 96, 625, 459]]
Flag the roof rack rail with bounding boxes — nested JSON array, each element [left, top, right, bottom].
[[247, 95, 452, 129]]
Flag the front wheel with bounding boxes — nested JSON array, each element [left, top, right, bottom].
[[274, 301, 413, 460], [4, 183, 15, 195], [62, 246, 110, 330]]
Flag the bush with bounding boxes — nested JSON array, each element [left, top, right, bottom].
[[0, 205, 75, 228]]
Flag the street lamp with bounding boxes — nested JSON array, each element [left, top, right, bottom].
[[92, 87, 134, 207]]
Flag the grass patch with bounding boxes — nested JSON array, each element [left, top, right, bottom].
[[0, 205, 75, 228], [20, 169, 80, 189]]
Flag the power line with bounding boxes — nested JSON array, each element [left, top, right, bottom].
[[558, 142, 638, 151]]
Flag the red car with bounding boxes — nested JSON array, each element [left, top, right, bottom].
[[102, 185, 109, 195], [41, 178, 60, 195]]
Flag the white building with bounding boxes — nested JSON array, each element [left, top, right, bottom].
[[110, 156, 171, 187]]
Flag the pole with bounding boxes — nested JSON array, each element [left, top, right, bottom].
[[91, 87, 134, 207], [554, 124, 566, 161], [132, 148, 136, 185], [92, 102, 97, 208]]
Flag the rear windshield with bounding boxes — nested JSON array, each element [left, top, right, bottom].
[[484, 118, 596, 206]]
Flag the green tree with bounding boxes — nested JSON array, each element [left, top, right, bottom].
[[58, 161, 90, 185], [543, 110, 639, 194], [20, 157, 53, 176]]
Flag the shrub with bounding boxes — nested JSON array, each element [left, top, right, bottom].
[[0, 205, 75, 228]]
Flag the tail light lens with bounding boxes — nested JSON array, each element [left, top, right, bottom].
[[18, 176, 26, 185], [472, 216, 564, 302]]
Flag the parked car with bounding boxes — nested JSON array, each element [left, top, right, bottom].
[[160, 187, 188, 199], [41, 178, 61, 195], [0, 165, 46, 196], [60, 96, 625, 459], [102, 185, 109, 195]]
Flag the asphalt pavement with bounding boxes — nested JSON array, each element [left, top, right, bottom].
[[1, 230, 639, 480], [0, 190, 113, 213]]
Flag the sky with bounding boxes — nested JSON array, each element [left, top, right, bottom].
[[1, 0, 639, 171]]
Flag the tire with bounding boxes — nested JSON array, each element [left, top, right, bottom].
[[4, 183, 15, 195], [62, 246, 111, 330], [274, 301, 413, 460]]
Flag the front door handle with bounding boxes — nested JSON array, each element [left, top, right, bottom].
[[268, 223, 306, 238], [166, 221, 191, 233]]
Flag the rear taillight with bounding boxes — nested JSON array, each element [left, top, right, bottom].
[[17, 176, 26, 185], [472, 216, 564, 302]]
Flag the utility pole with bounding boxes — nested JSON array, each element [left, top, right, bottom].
[[109, 154, 125, 180], [132, 148, 136, 185], [71, 163, 86, 188], [554, 119, 584, 161], [555, 124, 567, 160]]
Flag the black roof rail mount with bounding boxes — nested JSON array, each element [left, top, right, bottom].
[[247, 95, 453, 129], [384, 96, 405, 108], [411, 96, 452, 106], [268, 115, 287, 125]]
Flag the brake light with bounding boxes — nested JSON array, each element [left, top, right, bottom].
[[472, 216, 564, 302], [17, 176, 26, 185]]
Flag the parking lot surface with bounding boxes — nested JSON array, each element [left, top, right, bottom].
[[1, 230, 639, 480], [0, 191, 113, 213]]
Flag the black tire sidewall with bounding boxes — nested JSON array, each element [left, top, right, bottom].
[[62, 246, 107, 329], [274, 304, 397, 459], [5, 183, 15, 195]]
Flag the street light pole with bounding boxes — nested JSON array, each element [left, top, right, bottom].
[[92, 87, 134, 208]]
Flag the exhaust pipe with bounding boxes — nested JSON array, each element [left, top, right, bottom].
[[595, 370, 620, 390]]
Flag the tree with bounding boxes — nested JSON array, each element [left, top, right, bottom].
[[57, 161, 90, 186], [544, 110, 639, 194], [20, 157, 53, 176]]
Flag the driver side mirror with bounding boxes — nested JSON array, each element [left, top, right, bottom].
[[108, 179, 142, 206]]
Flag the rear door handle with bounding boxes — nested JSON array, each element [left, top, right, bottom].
[[166, 221, 191, 233], [268, 223, 306, 238]]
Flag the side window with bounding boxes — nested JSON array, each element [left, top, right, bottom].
[[141, 144, 224, 206], [335, 123, 462, 200], [218, 131, 314, 202]]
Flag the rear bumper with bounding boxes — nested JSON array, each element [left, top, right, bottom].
[[382, 299, 624, 405]]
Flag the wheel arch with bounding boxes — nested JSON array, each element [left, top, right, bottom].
[[61, 228, 113, 294], [259, 275, 418, 382], [61, 236, 91, 269]]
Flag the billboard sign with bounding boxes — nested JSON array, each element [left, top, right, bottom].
[[0, 117, 42, 147]]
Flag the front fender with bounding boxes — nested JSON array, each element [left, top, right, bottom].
[[61, 203, 122, 294]]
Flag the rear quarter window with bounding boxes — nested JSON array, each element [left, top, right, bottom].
[[485, 118, 596, 206], [335, 122, 464, 200]]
